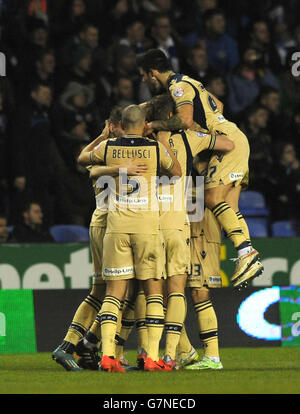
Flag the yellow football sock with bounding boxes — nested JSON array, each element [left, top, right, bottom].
[[165, 293, 187, 360], [96, 295, 121, 357], [194, 300, 219, 358], [64, 294, 102, 345], [115, 299, 135, 359], [135, 290, 148, 352], [146, 294, 164, 361], [177, 324, 193, 354], [212, 202, 248, 250], [236, 210, 251, 243]]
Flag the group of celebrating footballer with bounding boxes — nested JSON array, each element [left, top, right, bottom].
[[52, 49, 264, 373]]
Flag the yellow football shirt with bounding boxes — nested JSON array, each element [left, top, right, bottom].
[[168, 73, 239, 137], [158, 130, 216, 230], [91, 134, 174, 234]]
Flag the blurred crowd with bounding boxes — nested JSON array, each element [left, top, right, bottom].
[[1, 0, 300, 241]]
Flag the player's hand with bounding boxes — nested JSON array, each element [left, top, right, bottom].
[[101, 120, 110, 139], [144, 122, 154, 136], [120, 157, 147, 175]]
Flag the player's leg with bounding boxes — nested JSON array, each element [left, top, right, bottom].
[[163, 274, 187, 366], [204, 137, 263, 285], [86, 233, 134, 372], [134, 284, 148, 367], [205, 182, 252, 256], [132, 233, 166, 371], [158, 227, 190, 370], [185, 287, 222, 370], [184, 210, 222, 370], [225, 184, 264, 288], [52, 227, 106, 372], [115, 279, 138, 365], [142, 277, 165, 370]]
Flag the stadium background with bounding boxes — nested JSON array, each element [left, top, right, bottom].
[[0, 0, 300, 355]]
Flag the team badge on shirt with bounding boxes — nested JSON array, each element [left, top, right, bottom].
[[173, 87, 184, 97]]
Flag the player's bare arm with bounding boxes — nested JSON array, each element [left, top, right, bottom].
[[157, 131, 182, 177], [89, 159, 148, 180], [214, 135, 235, 151], [149, 104, 193, 132], [77, 121, 110, 165]]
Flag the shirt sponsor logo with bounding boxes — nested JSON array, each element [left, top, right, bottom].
[[165, 148, 170, 157], [196, 132, 208, 138], [229, 172, 244, 181], [158, 194, 173, 202], [209, 276, 222, 285], [217, 115, 225, 122], [173, 87, 184, 97], [116, 196, 148, 205], [104, 266, 134, 276]]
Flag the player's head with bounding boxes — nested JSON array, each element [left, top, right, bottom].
[[121, 104, 146, 134], [137, 49, 172, 94], [150, 94, 175, 121], [108, 105, 125, 137]]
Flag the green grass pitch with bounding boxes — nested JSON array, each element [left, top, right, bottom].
[[1, 347, 300, 394]]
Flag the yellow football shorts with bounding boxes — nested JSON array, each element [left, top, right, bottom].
[[162, 224, 191, 277], [205, 129, 250, 189], [102, 232, 166, 281], [187, 209, 222, 288]]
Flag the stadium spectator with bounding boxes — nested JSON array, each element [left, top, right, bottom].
[[183, 46, 213, 83], [119, 16, 152, 55], [0, 213, 15, 243], [108, 45, 141, 101], [150, 14, 182, 72], [110, 76, 136, 109], [56, 45, 94, 94], [240, 105, 275, 202], [204, 72, 230, 117], [28, 49, 56, 98], [11, 201, 55, 243], [61, 22, 107, 76], [274, 21, 296, 67], [248, 20, 283, 75], [57, 81, 100, 139], [203, 8, 239, 76], [273, 142, 300, 221], [55, 110, 90, 168], [259, 86, 287, 144], [56, 141, 95, 227], [226, 47, 279, 117], [49, 0, 88, 48], [21, 18, 50, 73], [11, 82, 65, 226], [182, 0, 219, 47]]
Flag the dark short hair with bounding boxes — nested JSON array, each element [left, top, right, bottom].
[[136, 49, 172, 73], [30, 81, 51, 93], [203, 8, 225, 25], [150, 94, 175, 121], [246, 104, 268, 119], [109, 106, 123, 125], [22, 200, 41, 213], [259, 86, 279, 99]]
